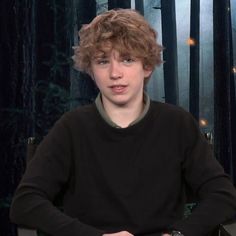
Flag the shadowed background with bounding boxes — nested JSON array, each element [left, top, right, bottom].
[[0, 0, 236, 235]]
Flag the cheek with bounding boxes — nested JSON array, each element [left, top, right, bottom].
[[93, 76, 107, 90], [92, 70, 105, 83]]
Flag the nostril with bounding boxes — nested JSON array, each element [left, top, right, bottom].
[[110, 74, 122, 80]]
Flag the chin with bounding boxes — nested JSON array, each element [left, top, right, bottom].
[[113, 99, 129, 106]]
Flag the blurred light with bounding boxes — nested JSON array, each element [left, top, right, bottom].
[[186, 38, 196, 46], [199, 118, 208, 127], [233, 66, 236, 73], [204, 132, 213, 144]]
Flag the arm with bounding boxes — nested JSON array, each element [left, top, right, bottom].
[[171, 114, 236, 236], [103, 232, 134, 236], [10, 115, 105, 236]]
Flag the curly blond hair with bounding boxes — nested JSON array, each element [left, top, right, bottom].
[[72, 9, 162, 75]]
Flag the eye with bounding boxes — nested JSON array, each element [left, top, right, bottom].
[[97, 59, 109, 65], [122, 57, 135, 64]]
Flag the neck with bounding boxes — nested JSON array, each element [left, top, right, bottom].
[[102, 96, 144, 128]]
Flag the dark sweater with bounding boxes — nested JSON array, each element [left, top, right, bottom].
[[10, 101, 236, 236]]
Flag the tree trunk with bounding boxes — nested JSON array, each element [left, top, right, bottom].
[[34, 0, 72, 137], [108, 0, 131, 10], [230, 64, 236, 185], [0, 1, 76, 235], [135, 0, 144, 15], [0, 1, 37, 235], [71, 0, 98, 108], [213, 0, 234, 182], [76, 0, 97, 27], [229, 1, 236, 185], [160, 0, 179, 105], [189, 0, 200, 121]]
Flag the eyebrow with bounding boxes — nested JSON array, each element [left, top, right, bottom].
[[93, 52, 108, 59], [120, 53, 133, 58], [92, 51, 136, 60]]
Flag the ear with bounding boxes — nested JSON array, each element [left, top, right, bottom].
[[144, 67, 153, 78]]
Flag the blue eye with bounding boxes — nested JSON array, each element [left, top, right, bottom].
[[96, 59, 109, 65], [122, 58, 135, 64]]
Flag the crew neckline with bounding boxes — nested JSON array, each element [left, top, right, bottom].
[[95, 92, 150, 129]]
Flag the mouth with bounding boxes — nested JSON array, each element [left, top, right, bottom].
[[109, 85, 128, 94]]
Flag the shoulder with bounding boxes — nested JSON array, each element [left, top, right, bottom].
[[150, 100, 193, 120], [61, 103, 96, 121], [52, 103, 97, 130], [149, 100, 199, 133]]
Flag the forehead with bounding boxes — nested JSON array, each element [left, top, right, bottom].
[[93, 49, 133, 59]]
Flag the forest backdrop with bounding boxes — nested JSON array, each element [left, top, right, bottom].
[[0, 0, 236, 235]]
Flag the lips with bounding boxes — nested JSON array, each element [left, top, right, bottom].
[[109, 85, 127, 94]]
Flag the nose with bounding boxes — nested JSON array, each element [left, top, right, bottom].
[[110, 60, 123, 80]]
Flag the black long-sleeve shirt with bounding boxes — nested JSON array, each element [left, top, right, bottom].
[[10, 101, 236, 236]]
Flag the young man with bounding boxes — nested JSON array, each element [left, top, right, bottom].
[[10, 9, 236, 236]]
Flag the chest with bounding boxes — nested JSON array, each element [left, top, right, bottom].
[[72, 130, 183, 197]]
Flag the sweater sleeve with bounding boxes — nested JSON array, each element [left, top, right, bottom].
[[10, 114, 105, 236], [171, 113, 236, 236]]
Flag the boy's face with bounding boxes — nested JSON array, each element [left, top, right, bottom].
[[91, 49, 152, 108]]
